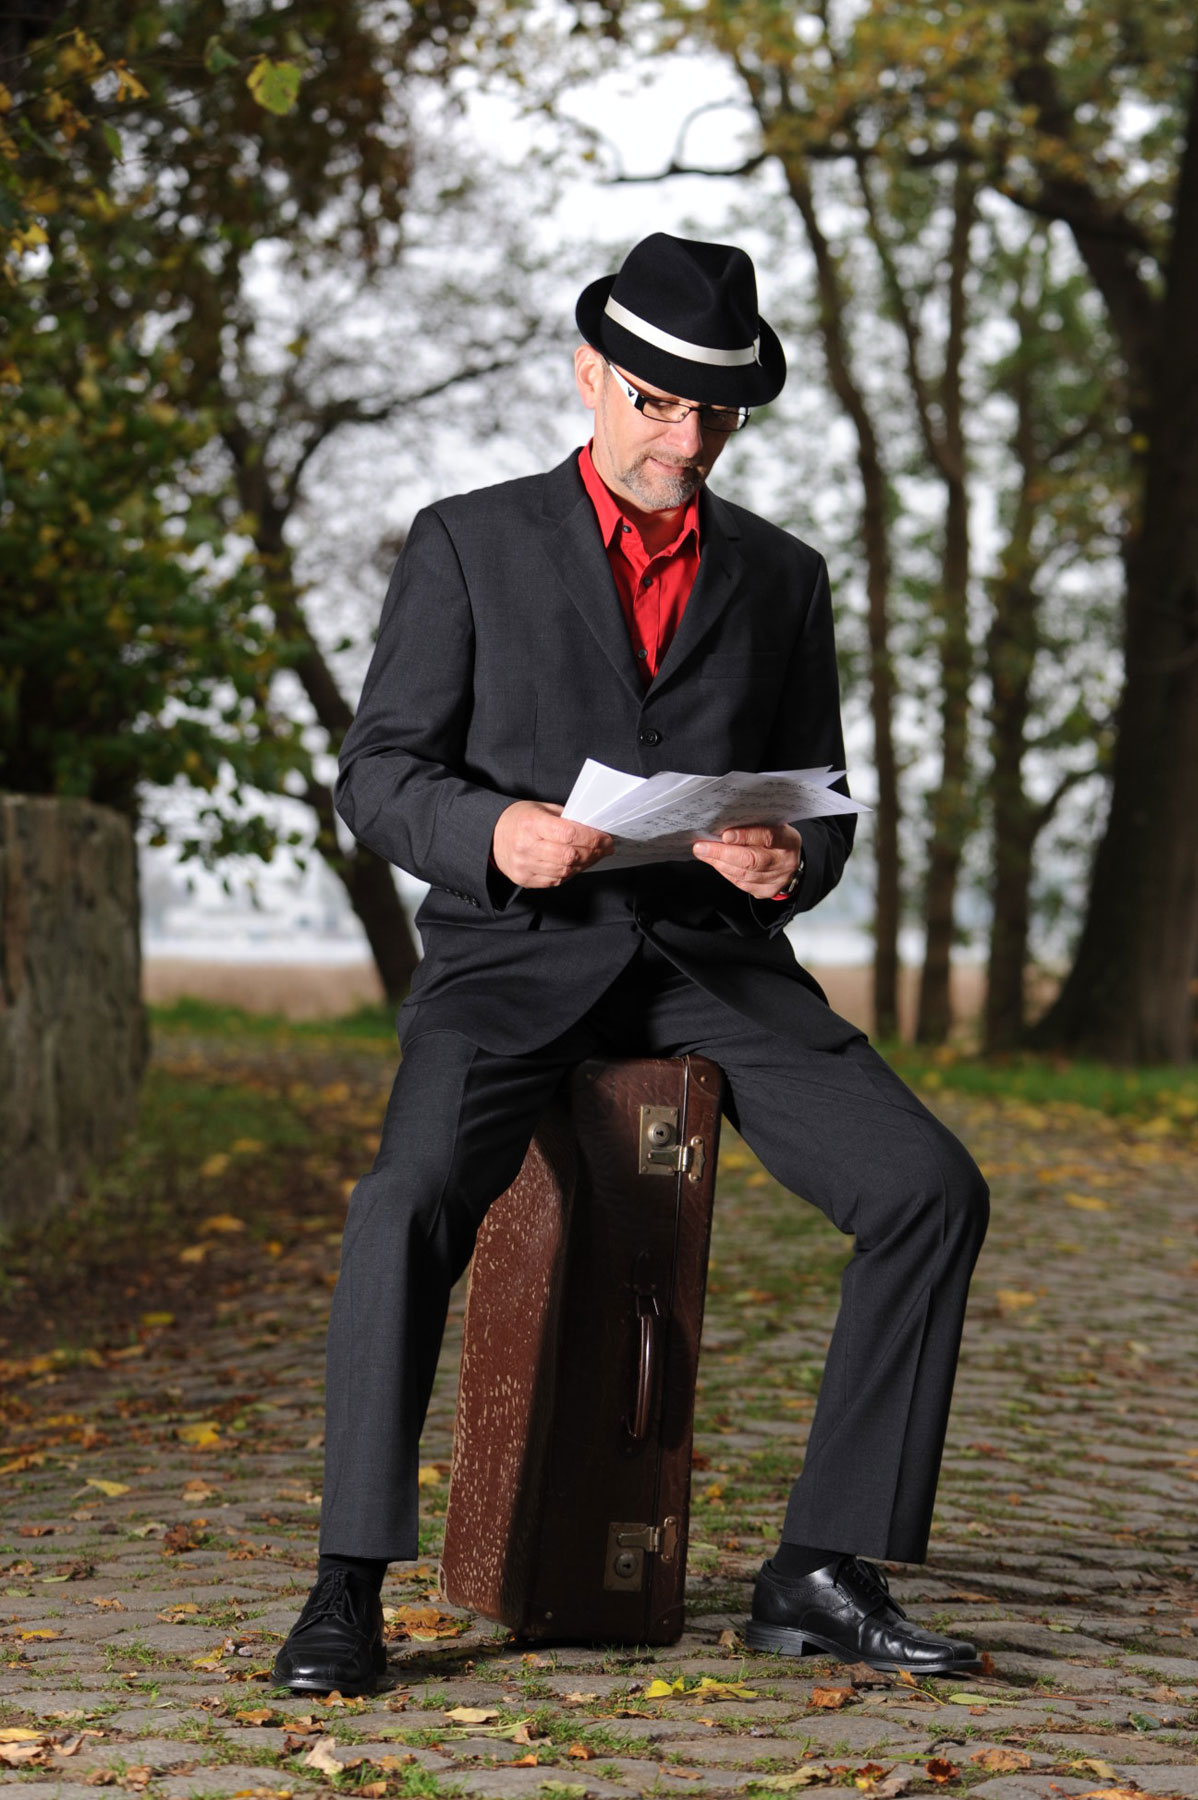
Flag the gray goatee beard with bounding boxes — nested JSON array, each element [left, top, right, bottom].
[[617, 451, 703, 511]]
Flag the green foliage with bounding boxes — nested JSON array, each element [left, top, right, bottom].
[[0, 298, 303, 836], [0, 1, 481, 865]]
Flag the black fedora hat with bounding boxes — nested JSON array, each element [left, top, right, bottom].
[[576, 232, 786, 409]]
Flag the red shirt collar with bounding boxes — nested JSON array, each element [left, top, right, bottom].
[[578, 441, 701, 557]]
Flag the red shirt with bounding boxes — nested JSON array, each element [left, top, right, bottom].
[[578, 443, 701, 686]]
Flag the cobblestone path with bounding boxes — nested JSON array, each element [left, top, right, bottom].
[[2, 1037, 1196, 1800]]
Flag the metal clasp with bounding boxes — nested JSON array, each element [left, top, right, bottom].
[[639, 1106, 705, 1181], [603, 1517, 681, 1591]]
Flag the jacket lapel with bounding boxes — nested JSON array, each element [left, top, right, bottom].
[[651, 489, 745, 690], [539, 454, 644, 701], [536, 456, 747, 701]]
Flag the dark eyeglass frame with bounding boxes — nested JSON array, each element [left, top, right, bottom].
[[605, 361, 751, 434]]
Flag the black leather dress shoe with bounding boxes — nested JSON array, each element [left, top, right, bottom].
[[745, 1556, 979, 1674], [271, 1567, 387, 1695]]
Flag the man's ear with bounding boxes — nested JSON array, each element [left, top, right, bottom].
[[574, 344, 604, 412]]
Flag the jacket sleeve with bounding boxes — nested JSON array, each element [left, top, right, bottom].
[[744, 551, 855, 938], [334, 506, 515, 915]]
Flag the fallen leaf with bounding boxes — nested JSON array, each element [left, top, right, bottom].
[[131, 1521, 167, 1539], [359, 1783, 388, 1797], [1074, 1791, 1147, 1800], [83, 1479, 129, 1497], [302, 1736, 343, 1776], [971, 1748, 1032, 1771], [925, 1759, 960, 1784], [811, 1685, 855, 1710], [162, 1523, 201, 1554], [747, 1769, 824, 1792], [203, 1210, 246, 1230], [44, 1558, 94, 1582], [846, 1661, 893, 1689], [199, 1155, 231, 1179], [0, 1729, 44, 1742], [443, 1706, 499, 1724], [178, 1244, 209, 1263], [512, 1751, 540, 1765], [563, 1691, 599, 1704], [157, 1603, 200, 1622], [177, 1421, 221, 1449], [567, 1743, 594, 1758], [18, 1628, 61, 1639], [140, 1312, 175, 1329], [19, 1524, 54, 1537], [1078, 1761, 1118, 1781], [91, 1596, 125, 1611], [717, 1627, 740, 1647], [234, 1708, 279, 1727], [0, 1741, 48, 1766], [182, 1479, 217, 1500], [978, 1651, 996, 1676], [417, 1464, 443, 1487], [862, 1778, 910, 1798], [123, 1766, 153, 1789], [946, 1691, 1015, 1705], [996, 1288, 1038, 1314], [386, 1602, 469, 1639]]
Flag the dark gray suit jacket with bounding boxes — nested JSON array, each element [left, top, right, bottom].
[[335, 451, 859, 1054]]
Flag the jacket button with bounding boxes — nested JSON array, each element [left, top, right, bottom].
[[638, 728, 662, 746]]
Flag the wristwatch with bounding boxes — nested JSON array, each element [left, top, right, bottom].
[[773, 847, 805, 902]]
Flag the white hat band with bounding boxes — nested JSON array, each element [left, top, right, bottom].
[[604, 295, 761, 367]]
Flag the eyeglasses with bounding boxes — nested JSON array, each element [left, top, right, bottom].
[[605, 362, 751, 433]]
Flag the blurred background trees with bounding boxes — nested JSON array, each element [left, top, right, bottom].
[[3, 0, 1194, 1062]]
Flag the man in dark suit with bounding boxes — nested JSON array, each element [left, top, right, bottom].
[[273, 234, 989, 1695]]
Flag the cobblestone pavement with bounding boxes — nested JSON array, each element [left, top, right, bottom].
[[2, 1040, 1196, 1800]]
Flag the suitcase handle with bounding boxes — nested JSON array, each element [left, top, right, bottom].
[[629, 1288, 661, 1441]]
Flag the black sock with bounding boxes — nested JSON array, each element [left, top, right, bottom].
[[318, 1553, 388, 1594], [771, 1542, 843, 1579]]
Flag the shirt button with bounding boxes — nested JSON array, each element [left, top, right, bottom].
[[641, 573, 652, 587], [621, 523, 632, 534], [638, 728, 662, 747], [636, 647, 647, 660]]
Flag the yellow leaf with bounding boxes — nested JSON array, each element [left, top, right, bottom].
[[645, 1678, 683, 1698], [113, 61, 149, 103], [444, 1706, 499, 1724], [246, 56, 303, 115], [177, 1421, 221, 1448], [18, 1628, 61, 1639], [1065, 1192, 1110, 1211], [996, 1288, 1038, 1314], [84, 1478, 129, 1496], [199, 1154, 230, 1178], [417, 1464, 443, 1487], [178, 1244, 208, 1264], [202, 1211, 245, 1231], [140, 1311, 175, 1329], [0, 1729, 43, 1741]]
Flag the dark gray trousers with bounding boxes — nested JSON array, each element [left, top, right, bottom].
[[319, 943, 989, 1565]]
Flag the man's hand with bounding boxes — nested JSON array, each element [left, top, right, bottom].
[[492, 801, 613, 888], [692, 822, 803, 900]]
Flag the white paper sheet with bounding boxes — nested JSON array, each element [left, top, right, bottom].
[[560, 759, 869, 871]]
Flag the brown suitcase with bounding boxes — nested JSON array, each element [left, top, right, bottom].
[[440, 1054, 723, 1644]]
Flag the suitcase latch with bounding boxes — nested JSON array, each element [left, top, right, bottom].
[[604, 1517, 681, 1591], [639, 1106, 706, 1181]]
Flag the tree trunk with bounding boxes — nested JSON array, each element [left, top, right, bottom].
[[916, 172, 975, 1044], [1031, 69, 1198, 1062], [229, 466, 422, 1001], [778, 155, 902, 1038], [306, 777, 418, 1004]]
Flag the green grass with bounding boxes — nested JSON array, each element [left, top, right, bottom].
[[149, 996, 396, 1047], [880, 1043, 1198, 1120]]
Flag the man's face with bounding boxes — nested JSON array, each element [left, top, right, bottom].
[[574, 346, 731, 513]]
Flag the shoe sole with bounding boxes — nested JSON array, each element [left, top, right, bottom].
[[270, 1652, 387, 1698], [743, 1619, 979, 1674]]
